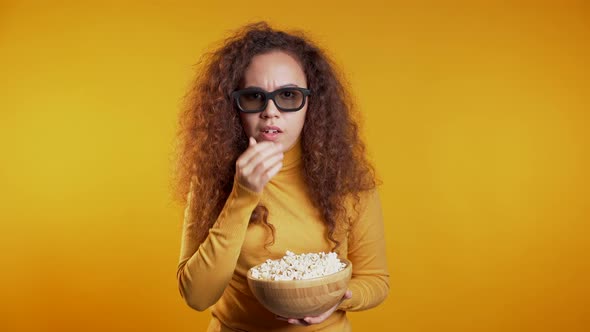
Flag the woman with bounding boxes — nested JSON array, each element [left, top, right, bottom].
[[174, 21, 389, 331]]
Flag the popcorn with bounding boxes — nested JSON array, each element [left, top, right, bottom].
[[250, 251, 346, 280]]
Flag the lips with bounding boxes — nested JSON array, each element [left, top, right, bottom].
[[260, 126, 283, 134], [259, 125, 282, 142]]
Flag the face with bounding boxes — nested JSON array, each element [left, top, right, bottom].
[[238, 50, 308, 152]]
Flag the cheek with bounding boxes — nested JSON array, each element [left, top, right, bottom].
[[239, 114, 257, 136], [293, 110, 307, 133]]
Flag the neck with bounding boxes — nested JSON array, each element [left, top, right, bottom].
[[281, 137, 302, 172]]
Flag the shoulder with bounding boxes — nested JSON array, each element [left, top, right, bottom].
[[347, 187, 381, 215]]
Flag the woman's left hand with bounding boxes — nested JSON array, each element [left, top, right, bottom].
[[276, 290, 352, 326]]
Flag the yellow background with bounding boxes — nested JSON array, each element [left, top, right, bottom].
[[1, 0, 588, 331]]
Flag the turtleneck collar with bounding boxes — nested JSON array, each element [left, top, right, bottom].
[[280, 136, 302, 172]]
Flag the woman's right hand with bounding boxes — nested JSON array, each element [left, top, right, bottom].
[[236, 137, 284, 193]]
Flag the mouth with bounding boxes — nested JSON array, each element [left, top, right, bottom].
[[260, 126, 283, 134], [259, 126, 283, 141]]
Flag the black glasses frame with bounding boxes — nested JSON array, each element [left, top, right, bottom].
[[231, 87, 312, 113]]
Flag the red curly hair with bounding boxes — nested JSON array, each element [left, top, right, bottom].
[[172, 21, 377, 252]]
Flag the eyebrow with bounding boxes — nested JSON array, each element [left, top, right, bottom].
[[244, 83, 299, 90]]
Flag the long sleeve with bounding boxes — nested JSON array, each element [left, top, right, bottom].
[[338, 188, 390, 311], [177, 178, 262, 311]]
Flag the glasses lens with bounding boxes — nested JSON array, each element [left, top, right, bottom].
[[275, 89, 304, 110], [238, 91, 266, 111]]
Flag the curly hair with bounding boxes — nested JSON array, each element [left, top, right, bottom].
[[172, 21, 377, 252]]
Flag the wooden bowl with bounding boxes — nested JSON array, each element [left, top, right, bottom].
[[247, 258, 352, 319]]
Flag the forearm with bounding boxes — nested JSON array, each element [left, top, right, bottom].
[[338, 273, 390, 311], [177, 223, 249, 311], [338, 188, 390, 312], [177, 179, 261, 311]]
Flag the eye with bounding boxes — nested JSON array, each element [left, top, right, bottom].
[[279, 90, 295, 99], [244, 92, 264, 100]]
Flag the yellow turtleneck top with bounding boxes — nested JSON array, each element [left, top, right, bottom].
[[177, 139, 389, 331]]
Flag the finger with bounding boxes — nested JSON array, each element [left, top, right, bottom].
[[257, 160, 283, 185], [240, 144, 283, 176], [249, 152, 283, 180], [274, 142, 283, 152], [287, 318, 309, 326], [249, 141, 282, 161], [344, 290, 352, 299], [240, 149, 282, 181], [304, 317, 318, 325], [238, 140, 280, 169], [237, 140, 272, 169], [303, 312, 329, 325]]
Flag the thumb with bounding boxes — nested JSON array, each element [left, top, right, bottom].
[[249, 137, 257, 146], [344, 290, 352, 299]]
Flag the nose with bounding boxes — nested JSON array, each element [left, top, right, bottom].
[[261, 99, 280, 118]]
